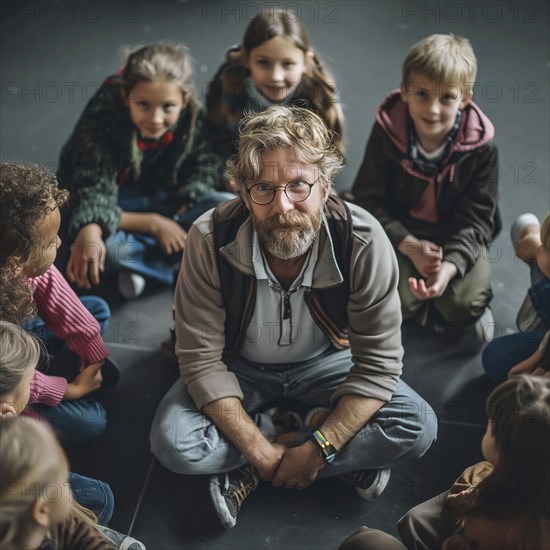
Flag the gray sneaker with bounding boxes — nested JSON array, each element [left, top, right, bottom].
[[339, 468, 391, 501], [209, 464, 260, 529]]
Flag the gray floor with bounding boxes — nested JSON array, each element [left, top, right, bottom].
[[1, 1, 549, 548]]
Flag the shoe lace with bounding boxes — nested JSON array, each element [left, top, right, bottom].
[[223, 465, 259, 507]]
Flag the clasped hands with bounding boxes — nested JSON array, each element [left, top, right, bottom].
[[400, 237, 457, 300], [252, 435, 325, 491]]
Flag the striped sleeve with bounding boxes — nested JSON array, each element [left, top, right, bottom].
[[29, 265, 109, 365], [27, 369, 67, 407]]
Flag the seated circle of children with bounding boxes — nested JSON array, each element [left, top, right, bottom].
[[352, 34, 500, 336], [56, 43, 233, 299]]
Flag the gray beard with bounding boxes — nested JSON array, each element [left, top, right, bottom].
[[253, 211, 322, 260]]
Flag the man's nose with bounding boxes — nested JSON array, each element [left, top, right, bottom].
[[271, 186, 293, 213]]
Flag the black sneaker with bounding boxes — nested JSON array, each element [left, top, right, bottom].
[[339, 468, 391, 501], [209, 464, 260, 529], [99, 356, 120, 390]]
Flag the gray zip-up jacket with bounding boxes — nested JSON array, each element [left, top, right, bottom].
[[174, 200, 403, 411]]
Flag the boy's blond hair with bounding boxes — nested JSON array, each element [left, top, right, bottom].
[[540, 213, 550, 250], [402, 34, 477, 95]]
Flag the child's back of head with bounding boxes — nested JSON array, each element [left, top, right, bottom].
[[0, 418, 73, 549], [467, 376, 550, 548], [0, 321, 40, 417]]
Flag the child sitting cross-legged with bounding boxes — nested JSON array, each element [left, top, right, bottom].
[[352, 34, 500, 341]]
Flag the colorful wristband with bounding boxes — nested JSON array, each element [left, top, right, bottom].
[[310, 430, 338, 464]]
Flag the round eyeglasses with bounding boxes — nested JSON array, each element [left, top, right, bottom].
[[246, 180, 317, 205]]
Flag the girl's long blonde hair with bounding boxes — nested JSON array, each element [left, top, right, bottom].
[[0, 321, 40, 398], [0, 419, 96, 549], [121, 43, 198, 179]]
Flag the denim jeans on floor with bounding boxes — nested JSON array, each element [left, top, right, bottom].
[[23, 295, 110, 357], [150, 349, 438, 476], [30, 398, 107, 445], [105, 190, 234, 284], [70, 472, 114, 526], [482, 330, 546, 383]]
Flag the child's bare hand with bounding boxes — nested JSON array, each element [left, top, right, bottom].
[[408, 261, 457, 300], [0, 402, 18, 420], [150, 214, 187, 255], [65, 361, 103, 400], [67, 224, 106, 289], [410, 240, 443, 278]]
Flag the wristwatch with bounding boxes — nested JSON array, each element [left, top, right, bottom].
[[310, 430, 338, 464]]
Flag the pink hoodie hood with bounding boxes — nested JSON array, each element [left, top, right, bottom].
[[376, 89, 495, 155]]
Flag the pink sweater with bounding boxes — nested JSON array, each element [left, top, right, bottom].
[[28, 370, 67, 407], [21, 370, 67, 420], [28, 265, 108, 365]]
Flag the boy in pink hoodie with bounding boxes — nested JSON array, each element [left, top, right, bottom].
[[352, 34, 500, 336]]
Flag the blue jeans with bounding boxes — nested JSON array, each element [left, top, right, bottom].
[[105, 190, 234, 284], [23, 295, 109, 444], [29, 399, 107, 445], [23, 295, 110, 356], [150, 349, 438, 476], [70, 472, 114, 525], [482, 331, 546, 383]]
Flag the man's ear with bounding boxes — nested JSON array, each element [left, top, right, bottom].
[[32, 499, 50, 528], [460, 89, 473, 110]]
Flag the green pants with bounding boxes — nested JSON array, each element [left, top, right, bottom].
[[396, 249, 492, 325]]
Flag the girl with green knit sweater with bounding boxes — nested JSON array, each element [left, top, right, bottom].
[[57, 43, 232, 298]]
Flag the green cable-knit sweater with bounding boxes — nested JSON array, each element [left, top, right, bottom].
[[57, 74, 223, 240]]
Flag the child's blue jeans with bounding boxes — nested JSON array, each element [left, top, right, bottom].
[[105, 189, 234, 284], [482, 330, 546, 383], [23, 295, 110, 355], [70, 471, 114, 525], [23, 295, 110, 444]]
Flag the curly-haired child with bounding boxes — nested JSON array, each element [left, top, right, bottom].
[[0, 161, 118, 438]]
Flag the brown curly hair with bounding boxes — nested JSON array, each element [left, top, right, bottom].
[[0, 162, 68, 324]]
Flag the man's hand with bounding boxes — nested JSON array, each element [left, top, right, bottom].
[[67, 224, 106, 288], [399, 235, 442, 279], [272, 440, 324, 490], [149, 214, 187, 255], [408, 261, 458, 301], [247, 440, 286, 482], [64, 361, 103, 400]]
